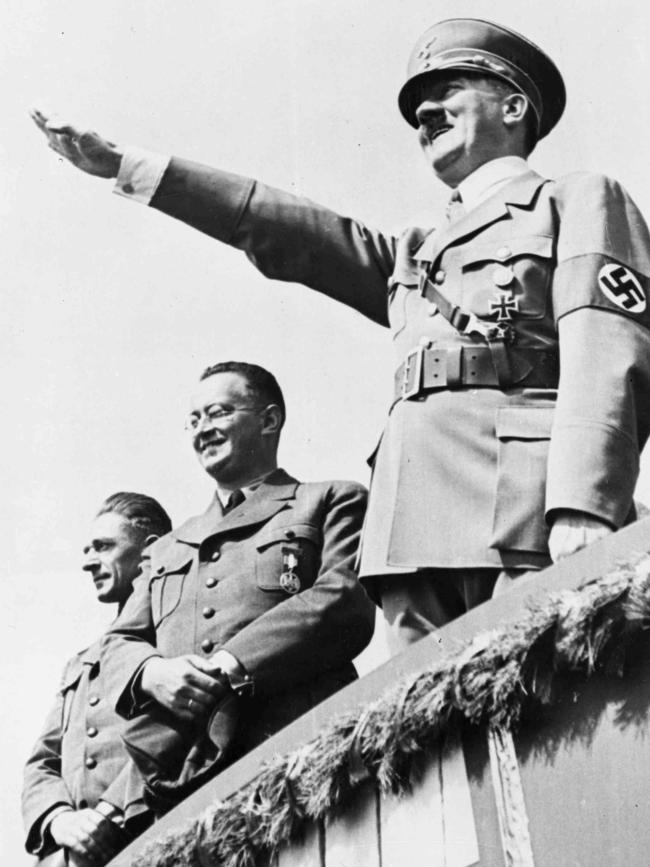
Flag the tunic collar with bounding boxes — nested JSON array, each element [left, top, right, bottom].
[[456, 156, 530, 213]]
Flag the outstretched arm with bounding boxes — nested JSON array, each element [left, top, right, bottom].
[[31, 109, 396, 325]]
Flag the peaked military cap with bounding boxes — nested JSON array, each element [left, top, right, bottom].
[[398, 18, 566, 140]]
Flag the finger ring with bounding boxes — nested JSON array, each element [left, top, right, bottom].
[[187, 698, 194, 710]]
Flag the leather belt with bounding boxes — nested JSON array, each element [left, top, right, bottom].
[[394, 345, 559, 401]]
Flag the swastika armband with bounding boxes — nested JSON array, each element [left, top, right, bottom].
[[552, 253, 650, 328]]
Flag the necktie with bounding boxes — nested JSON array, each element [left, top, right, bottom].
[[223, 489, 245, 514], [445, 189, 466, 225]]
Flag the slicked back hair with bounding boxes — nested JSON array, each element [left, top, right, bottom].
[[96, 492, 172, 543], [200, 361, 286, 428]]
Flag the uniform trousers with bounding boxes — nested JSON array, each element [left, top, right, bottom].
[[380, 568, 525, 653]]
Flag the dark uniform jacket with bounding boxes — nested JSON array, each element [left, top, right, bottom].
[[22, 641, 149, 862], [101, 470, 373, 766], [138, 160, 650, 574]]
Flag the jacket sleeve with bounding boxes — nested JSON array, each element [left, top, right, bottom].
[[223, 482, 374, 696], [22, 685, 73, 856], [546, 173, 650, 527], [150, 158, 396, 327], [99, 761, 150, 831], [100, 562, 163, 721]]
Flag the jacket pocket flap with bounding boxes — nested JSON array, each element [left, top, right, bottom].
[[153, 549, 195, 576], [461, 235, 554, 268], [256, 523, 321, 550], [496, 406, 555, 440]]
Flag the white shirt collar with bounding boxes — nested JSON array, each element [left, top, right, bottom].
[[456, 156, 530, 213], [215, 469, 277, 508]]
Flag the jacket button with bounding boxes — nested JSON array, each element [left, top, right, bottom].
[[285, 530, 296, 539], [211, 551, 221, 561], [156, 566, 165, 575], [85, 757, 97, 769], [88, 696, 99, 706], [434, 270, 445, 284], [205, 576, 217, 588], [492, 265, 514, 287], [122, 182, 135, 194], [87, 727, 98, 738], [201, 639, 215, 653], [202, 607, 215, 619], [497, 246, 511, 259]]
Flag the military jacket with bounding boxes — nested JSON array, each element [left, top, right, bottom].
[[101, 471, 373, 752], [145, 160, 650, 572], [22, 641, 149, 860]]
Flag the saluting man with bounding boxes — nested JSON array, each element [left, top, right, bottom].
[[32, 19, 650, 649], [100, 362, 373, 807], [22, 493, 172, 867]]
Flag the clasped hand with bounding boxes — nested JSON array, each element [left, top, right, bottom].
[[50, 807, 124, 866], [140, 655, 229, 721]]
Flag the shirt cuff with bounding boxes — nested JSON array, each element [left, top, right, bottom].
[[209, 650, 254, 697], [113, 147, 170, 205], [40, 804, 74, 848]]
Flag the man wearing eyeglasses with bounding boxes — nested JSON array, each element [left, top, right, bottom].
[[100, 361, 373, 808]]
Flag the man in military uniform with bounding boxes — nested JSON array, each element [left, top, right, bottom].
[[22, 492, 172, 866], [100, 362, 373, 806], [32, 19, 650, 649]]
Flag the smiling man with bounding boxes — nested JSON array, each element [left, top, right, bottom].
[[99, 362, 373, 808], [22, 493, 172, 867], [33, 18, 650, 648]]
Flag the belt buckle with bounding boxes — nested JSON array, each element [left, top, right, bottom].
[[402, 345, 425, 400]]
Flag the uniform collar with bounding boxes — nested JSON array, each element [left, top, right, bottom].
[[414, 168, 548, 265], [174, 468, 299, 545], [456, 156, 530, 213], [214, 469, 277, 509]]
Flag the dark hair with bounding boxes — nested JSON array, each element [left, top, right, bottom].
[[96, 492, 172, 541], [199, 361, 286, 427]]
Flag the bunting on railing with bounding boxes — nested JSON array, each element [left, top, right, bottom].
[[131, 554, 650, 867]]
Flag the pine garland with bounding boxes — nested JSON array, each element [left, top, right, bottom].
[[131, 555, 650, 867]]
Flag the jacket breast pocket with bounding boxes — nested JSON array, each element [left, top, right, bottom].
[[255, 523, 321, 594], [150, 551, 194, 627], [490, 406, 555, 553], [461, 235, 554, 320]]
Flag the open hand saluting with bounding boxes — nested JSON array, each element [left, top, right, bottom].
[[30, 109, 122, 178]]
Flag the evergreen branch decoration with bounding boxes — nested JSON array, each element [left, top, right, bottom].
[[131, 555, 650, 867]]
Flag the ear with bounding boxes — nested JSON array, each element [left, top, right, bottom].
[[260, 404, 283, 436], [502, 92, 529, 128], [143, 533, 160, 550]]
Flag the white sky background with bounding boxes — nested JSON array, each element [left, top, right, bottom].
[[2, 0, 650, 861]]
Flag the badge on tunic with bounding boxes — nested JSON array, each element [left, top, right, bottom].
[[598, 263, 646, 314], [280, 548, 301, 594], [489, 291, 519, 321]]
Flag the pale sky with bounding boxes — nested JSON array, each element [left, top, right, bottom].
[[3, 1, 650, 862]]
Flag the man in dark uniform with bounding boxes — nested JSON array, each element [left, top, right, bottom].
[[32, 19, 650, 649], [22, 492, 172, 866], [100, 362, 373, 806]]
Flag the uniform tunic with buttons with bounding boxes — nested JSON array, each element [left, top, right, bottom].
[[101, 470, 374, 755], [22, 641, 149, 860], [117, 155, 650, 578]]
